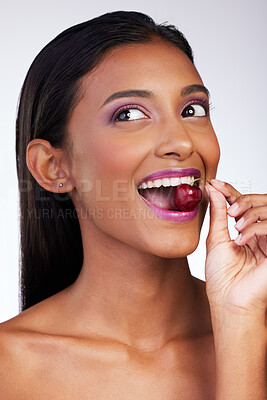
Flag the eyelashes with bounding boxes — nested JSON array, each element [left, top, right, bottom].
[[183, 97, 212, 114], [113, 104, 146, 122], [181, 97, 213, 118], [112, 97, 213, 123]]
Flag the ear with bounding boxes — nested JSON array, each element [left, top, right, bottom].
[[26, 139, 75, 193]]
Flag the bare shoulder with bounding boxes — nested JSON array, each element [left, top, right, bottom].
[[0, 295, 66, 399], [0, 301, 127, 400], [0, 317, 36, 399]]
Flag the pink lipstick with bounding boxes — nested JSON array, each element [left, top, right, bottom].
[[140, 195, 199, 223], [137, 168, 201, 223]]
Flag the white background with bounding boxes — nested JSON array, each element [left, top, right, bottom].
[[1, 0, 266, 322]]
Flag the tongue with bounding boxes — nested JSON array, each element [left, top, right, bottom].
[[139, 186, 178, 210]]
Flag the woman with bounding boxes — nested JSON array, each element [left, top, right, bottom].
[[0, 10, 266, 399]]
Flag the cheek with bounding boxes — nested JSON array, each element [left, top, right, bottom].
[[86, 132, 146, 183], [73, 132, 145, 206], [93, 139, 131, 174], [90, 141, 136, 192], [197, 132, 220, 177]]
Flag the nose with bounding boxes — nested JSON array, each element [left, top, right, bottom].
[[154, 119, 194, 161]]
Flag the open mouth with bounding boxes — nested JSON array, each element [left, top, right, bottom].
[[137, 176, 200, 212]]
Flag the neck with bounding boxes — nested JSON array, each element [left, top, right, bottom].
[[63, 222, 208, 352]]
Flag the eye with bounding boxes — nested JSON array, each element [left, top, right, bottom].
[[114, 106, 149, 122], [181, 104, 207, 118]]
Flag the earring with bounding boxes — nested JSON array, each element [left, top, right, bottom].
[[59, 183, 63, 187]]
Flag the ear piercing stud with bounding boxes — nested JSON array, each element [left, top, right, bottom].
[[59, 183, 63, 187]]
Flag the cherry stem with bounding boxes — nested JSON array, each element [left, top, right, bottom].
[[191, 177, 211, 186]]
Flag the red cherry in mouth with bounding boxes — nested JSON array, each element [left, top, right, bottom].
[[173, 178, 210, 212]]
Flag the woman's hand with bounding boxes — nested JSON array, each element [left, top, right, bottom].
[[204, 179, 267, 318]]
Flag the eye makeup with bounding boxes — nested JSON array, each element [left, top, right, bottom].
[[109, 94, 212, 124], [112, 104, 148, 122], [180, 96, 211, 117]]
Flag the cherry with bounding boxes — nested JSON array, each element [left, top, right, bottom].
[[173, 178, 210, 212]]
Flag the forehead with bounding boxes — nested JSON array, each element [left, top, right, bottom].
[[81, 41, 203, 101]]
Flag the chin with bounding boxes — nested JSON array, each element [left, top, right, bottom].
[[143, 229, 201, 259]]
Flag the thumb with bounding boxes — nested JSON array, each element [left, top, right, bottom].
[[206, 183, 231, 249]]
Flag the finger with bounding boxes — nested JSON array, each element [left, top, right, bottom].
[[205, 183, 231, 249], [210, 179, 242, 205], [234, 205, 267, 232], [234, 220, 267, 246], [227, 194, 267, 217], [210, 179, 244, 223]]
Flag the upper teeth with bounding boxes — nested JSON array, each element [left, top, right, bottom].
[[138, 175, 195, 189]]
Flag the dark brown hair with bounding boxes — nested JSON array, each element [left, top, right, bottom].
[[16, 10, 194, 311]]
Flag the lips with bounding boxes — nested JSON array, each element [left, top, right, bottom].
[[140, 195, 199, 223], [136, 168, 202, 222]]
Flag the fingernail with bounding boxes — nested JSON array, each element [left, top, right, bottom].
[[211, 179, 225, 185], [234, 217, 244, 230], [234, 233, 242, 244], [227, 202, 239, 214]]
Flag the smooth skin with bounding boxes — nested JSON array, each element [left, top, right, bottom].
[[0, 40, 266, 399]]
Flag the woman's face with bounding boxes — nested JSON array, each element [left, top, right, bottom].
[[67, 40, 220, 258]]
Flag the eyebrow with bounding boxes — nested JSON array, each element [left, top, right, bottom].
[[101, 84, 210, 108], [181, 84, 210, 98]]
